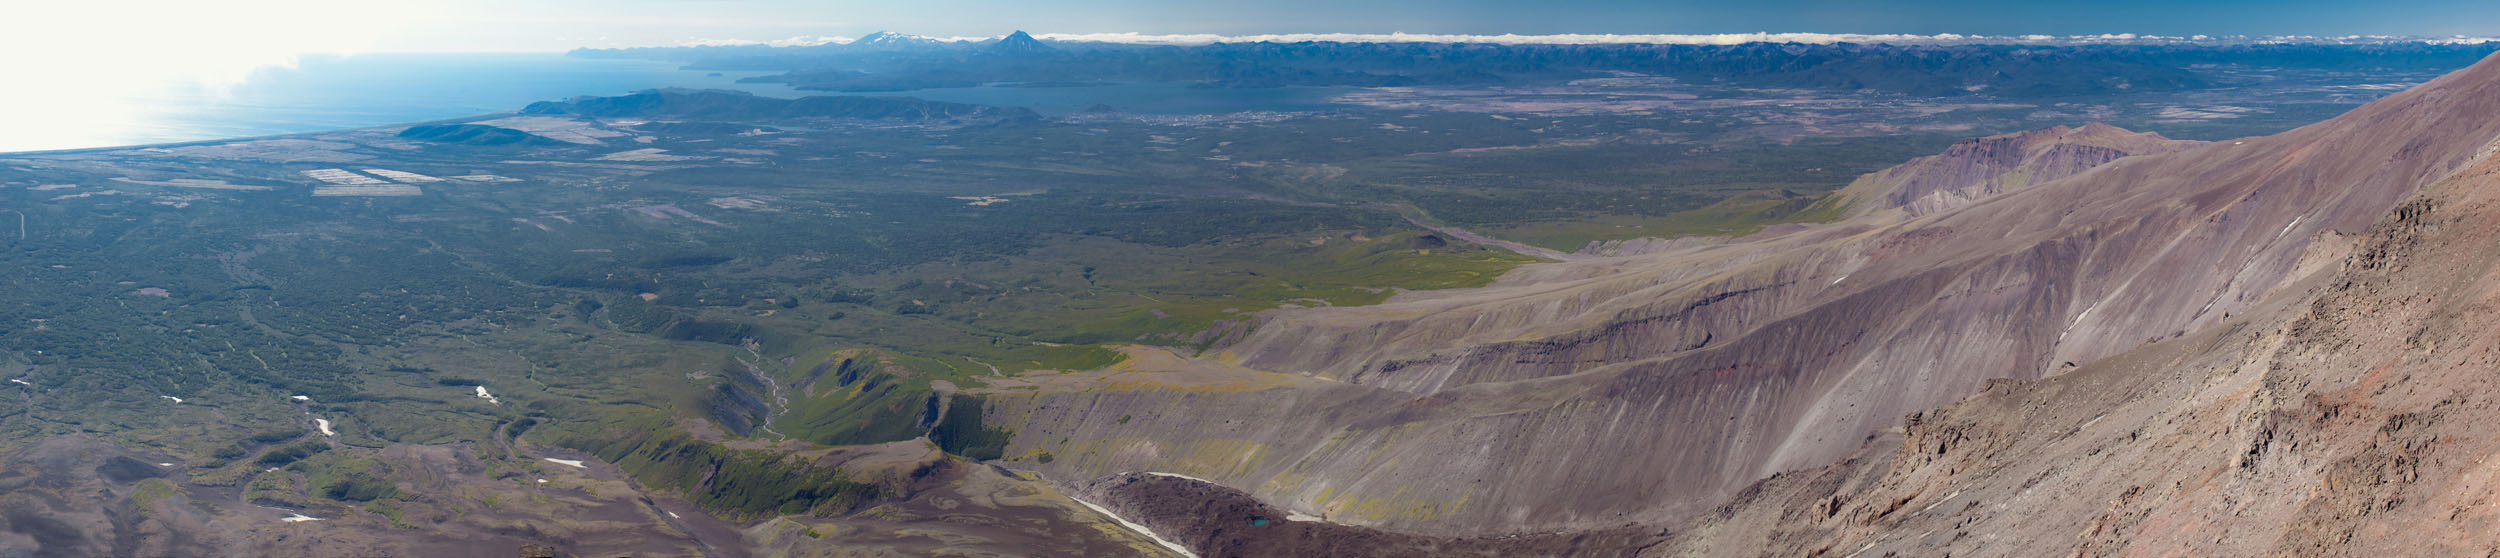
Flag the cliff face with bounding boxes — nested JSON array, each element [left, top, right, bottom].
[[988, 53, 2500, 537]]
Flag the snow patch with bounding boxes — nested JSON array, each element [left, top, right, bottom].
[[1146, 471, 1216, 484], [676, 35, 852, 47], [281, 513, 322, 522], [2275, 216, 2304, 240], [1069, 494, 1198, 558], [544, 458, 587, 469], [474, 386, 499, 405], [315, 418, 335, 437], [160, 395, 183, 404]]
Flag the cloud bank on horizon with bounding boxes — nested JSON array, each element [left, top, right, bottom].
[[604, 0, 2500, 50], [672, 31, 2500, 49], [3, 0, 2492, 130]]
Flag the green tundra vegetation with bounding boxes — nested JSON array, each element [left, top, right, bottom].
[[562, 423, 882, 517], [0, 105, 1573, 518], [929, 394, 1014, 461]]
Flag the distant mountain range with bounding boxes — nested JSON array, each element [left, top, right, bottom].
[[987, 30, 1051, 54], [851, 31, 947, 50], [575, 33, 2499, 96], [519, 88, 1037, 123]]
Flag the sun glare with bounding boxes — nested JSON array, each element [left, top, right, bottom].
[[0, 1, 431, 151]]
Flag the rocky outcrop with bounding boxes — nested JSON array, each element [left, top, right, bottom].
[[985, 51, 2500, 537], [1648, 112, 2500, 557]]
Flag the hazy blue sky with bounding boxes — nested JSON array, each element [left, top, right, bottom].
[[763, 0, 2500, 38], [420, 0, 2500, 50], [10, 1, 2500, 61], [1, 0, 2487, 151], [2, 0, 2486, 152], [2, 0, 2494, 118]]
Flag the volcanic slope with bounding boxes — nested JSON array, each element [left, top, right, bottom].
[[1830, 122, 2201, 218], [1654, 64, 2500, 558], [985, 50, 2500, 537]]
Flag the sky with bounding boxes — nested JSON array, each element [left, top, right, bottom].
[[399, 0, 2500, 49], [0, 0, 2491, 93], [1, 0, 2493, 151], [4, 1, 2495, 73], [11, 1, 2500, 60]]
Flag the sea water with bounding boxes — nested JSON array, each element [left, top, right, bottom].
[[0, 51, 1356, 154], [0, 52, 804, 153]]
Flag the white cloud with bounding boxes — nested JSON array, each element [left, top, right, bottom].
[[676, 35, 855, 47], [652, 30, 2500, 51], [1035, 32, 1990, 45], [1025, 32, 2471, 47], [3, 0, 428, 89], [2427, 36, 2500, 45]]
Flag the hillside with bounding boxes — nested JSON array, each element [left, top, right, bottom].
[[1654, 56, 2500, 557], [6, 33, 2500, 558], [1001, 50, 2500, 540], [1831, 122, 2201, 217]]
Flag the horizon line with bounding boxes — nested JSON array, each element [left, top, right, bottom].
[[635, 31, 2500, 50]]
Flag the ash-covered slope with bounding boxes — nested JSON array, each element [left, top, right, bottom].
[[986, 51, 2500, 537], [1654, 86, 2500, 558], [1832, 122, 2200, 217]]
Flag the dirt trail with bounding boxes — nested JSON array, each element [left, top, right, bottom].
[[1402, 217, 1584, 262]]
